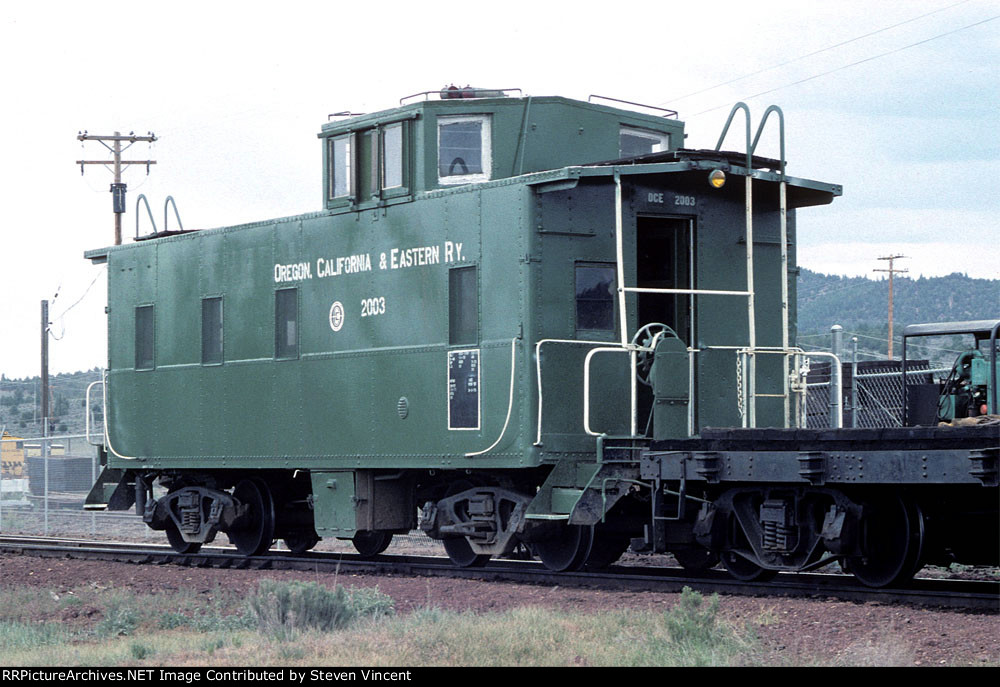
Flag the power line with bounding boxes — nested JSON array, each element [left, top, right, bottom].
[[799, 277, 882, 301], [52, 266, 106, 323], [845, 331, 964, 355], [798, 342, 887, 360], [690, 13, 1000, 118], [659, 0, 973, 107]]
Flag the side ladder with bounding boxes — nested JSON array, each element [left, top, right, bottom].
[[613, 103, 807, 431]]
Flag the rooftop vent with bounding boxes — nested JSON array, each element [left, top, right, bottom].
[[399, 87, 521, 105]]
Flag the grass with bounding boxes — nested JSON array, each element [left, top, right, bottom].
[[0, 581, 769, 667], [0, 581, 979, 667]]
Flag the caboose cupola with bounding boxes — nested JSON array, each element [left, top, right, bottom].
[[318, 90, 685, 210]]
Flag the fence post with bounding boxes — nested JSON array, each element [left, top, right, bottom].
[[91, 441, 97, 536], [830, 325, 843, 428], [43, 418, 49, 535], [851, 337, 859, 428]]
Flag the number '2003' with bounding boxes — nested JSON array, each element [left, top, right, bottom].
[[361, 297, 386, 317]]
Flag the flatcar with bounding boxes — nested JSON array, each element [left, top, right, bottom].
[[84, 87, 998, 587]]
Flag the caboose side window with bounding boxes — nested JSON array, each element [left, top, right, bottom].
[[382, 123, 403, 190], [201, 296, 223, 365], [135, 305, 155, 370], [275, 288, 298, 359], [329, 134, 353, 199], [619, 127, 669, 158], [438, 116, 491, 184], [575, 265, 616, 332], [449, 266, 478, 345]]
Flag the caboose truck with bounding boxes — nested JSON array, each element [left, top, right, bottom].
[[84, 89, 998, 586]]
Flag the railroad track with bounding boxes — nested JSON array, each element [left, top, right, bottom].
[[1, 535, 996, 612]]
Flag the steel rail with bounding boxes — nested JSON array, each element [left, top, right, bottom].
[[1, 535, 995, 612]]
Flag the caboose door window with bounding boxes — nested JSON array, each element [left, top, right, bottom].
[[635, 215, 694, 432]]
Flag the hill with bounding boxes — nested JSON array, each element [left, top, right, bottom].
[[0, 368, 103, 438], [796, 268, 999, 363]]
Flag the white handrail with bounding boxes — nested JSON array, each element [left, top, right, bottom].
[[614, 171, 627, 347], [738, 348, 842, 429], [101, 370, 137, 461], [583, 346, 634, 436], [85, 380, 105, 446], [534, 338, 625, 445], [623, 287, 751, 296], [465, 338, 518, 457]]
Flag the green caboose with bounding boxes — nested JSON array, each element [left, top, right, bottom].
[[86, 89, 840, 568]]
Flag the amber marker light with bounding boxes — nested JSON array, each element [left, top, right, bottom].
[[709, 169, 726, 188]]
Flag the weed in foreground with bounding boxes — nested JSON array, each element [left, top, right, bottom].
[[664, 586, 722, 644], [96, 599, 140, 637], [661, 586, 757, 666], [247, 580, 394, 640], [129, 641, 154, 660]]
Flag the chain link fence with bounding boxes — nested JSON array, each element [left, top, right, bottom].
[[0, 431, 443, 555], [805, 360, 952, 428]]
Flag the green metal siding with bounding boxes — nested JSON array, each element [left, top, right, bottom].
[[104, 183, 537, 470]]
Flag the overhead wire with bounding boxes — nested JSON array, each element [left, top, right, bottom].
[[689, 13, 1000, 118], [798, 277, 886, 301], [658, 0, 973, 107], [48, 266, 107, 343]]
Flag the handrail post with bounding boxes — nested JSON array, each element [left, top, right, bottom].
[[716, 103, 757, 425], [714, 102, 752, 169], [85, 380, 105, 446], [135, 194, 158, 238], [614, 171, 627, 347], [164, 196, 184, 232], [751, 105, 790, 426], [583, 347, 633, 437]]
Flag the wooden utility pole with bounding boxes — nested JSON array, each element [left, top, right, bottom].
[[874, 254, 908, 359], [77, 131, 157, 245]]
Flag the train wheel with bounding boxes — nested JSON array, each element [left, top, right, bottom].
[[352, 531, 393, 558], [438, 480, 491, 568], [585, 525, 630, 570], [229, 478, 276, 556], [673, 548, 720, 574], [442, 537, 490, 567], [846, 496, 925, 588], [721, 551, 778, 582], [165, 519, 202, 554], [283, 531, 320, 555], [534, 524, 594, 572]]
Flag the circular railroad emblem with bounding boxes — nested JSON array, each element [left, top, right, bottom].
[[329, 301, 345, 332]]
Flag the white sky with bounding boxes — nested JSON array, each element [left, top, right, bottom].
[[1, 1, 998, 378]]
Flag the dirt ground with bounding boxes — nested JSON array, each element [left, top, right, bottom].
[[1, 553, 996, 666]]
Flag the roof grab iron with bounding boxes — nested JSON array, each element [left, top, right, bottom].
[[135, 194, 157, 238]]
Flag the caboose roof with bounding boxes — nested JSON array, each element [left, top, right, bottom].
[[525, 148, 842, 209]]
